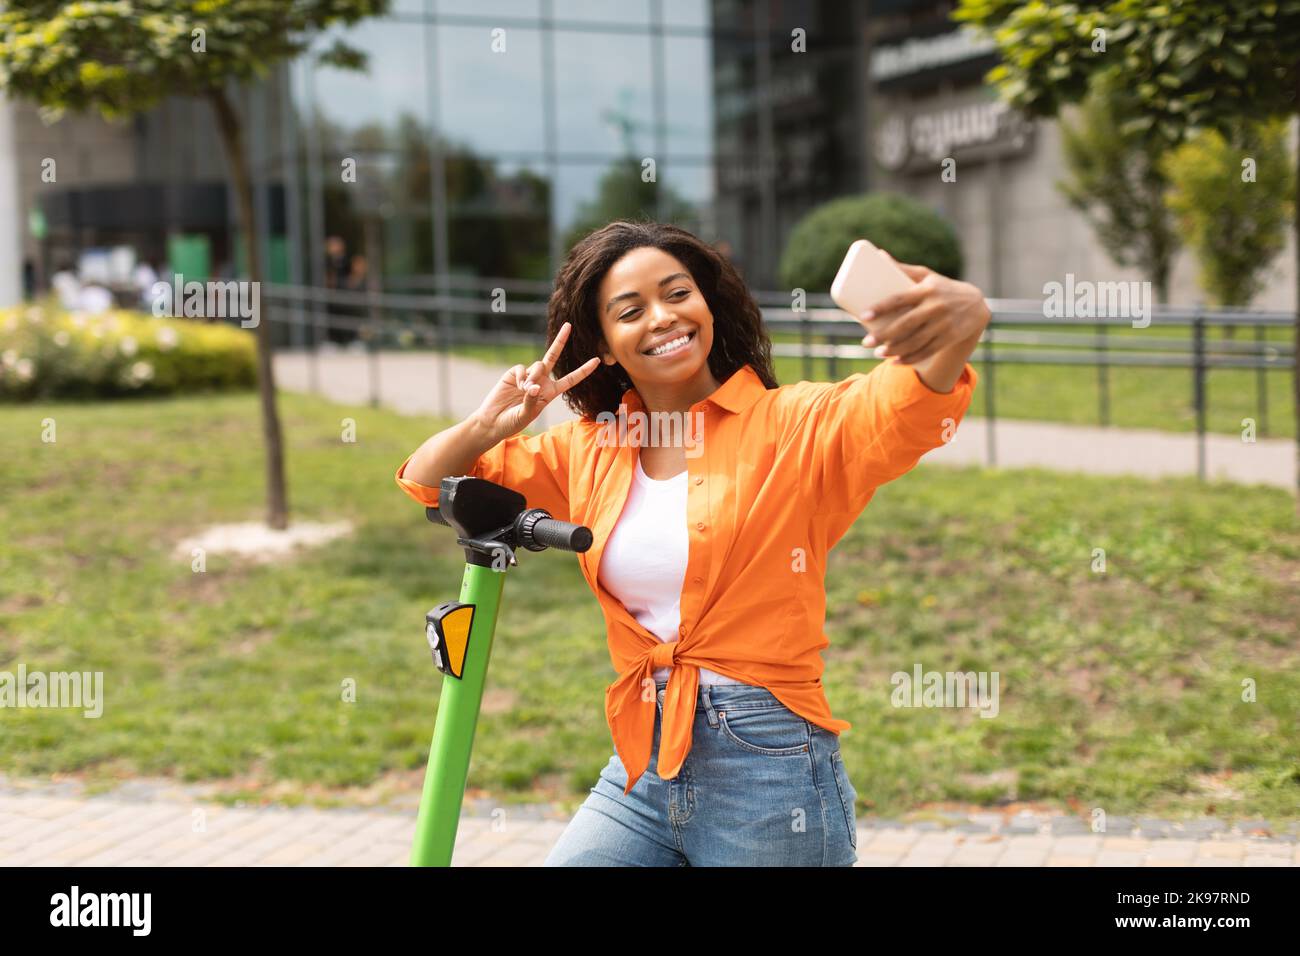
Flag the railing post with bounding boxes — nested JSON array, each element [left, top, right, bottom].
[[367, 286, 381, 409], [367, 328, 379, 408], [308, 287, 320, 395], [828, 322, 838, 381], [438, 302, 451, 421], [1193, 309, 1206, 481], [1097, 320, 1110, 427], [983, 324, 996, 468], [1255, 322, 1269, 436], [801, 306, 811, 382]]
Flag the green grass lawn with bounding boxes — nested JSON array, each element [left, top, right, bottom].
[[1, 391, 1297, 823], [449, 321, 1296, 439]]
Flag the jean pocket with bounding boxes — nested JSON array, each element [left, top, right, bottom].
[[830, 749, 857, 849], [717, 704, 811, 756]]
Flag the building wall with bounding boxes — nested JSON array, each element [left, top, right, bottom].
[[0, 98, 23, 306], [10, 73, 290, 287], [12, 100, 138, 278], [864, 7, 1298, 311]]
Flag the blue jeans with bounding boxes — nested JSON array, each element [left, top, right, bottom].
[[544, 680, 859, 866]]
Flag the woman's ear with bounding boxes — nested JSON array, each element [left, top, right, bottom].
[[598, 340, 618, 365]]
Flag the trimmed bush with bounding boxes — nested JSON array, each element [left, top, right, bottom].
[[0, 301, 256, 401], [778, 192, 965, 293]]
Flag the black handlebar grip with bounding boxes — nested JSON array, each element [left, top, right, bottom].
[[531, 517, 593, 553]]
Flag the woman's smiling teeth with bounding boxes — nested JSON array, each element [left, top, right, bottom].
[[645, 331, 694, 356]]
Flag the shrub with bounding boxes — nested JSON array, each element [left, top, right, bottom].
[[0, 301, 257, 401], [778, 192, 965, 293]]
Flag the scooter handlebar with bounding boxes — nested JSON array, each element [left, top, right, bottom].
[[425, 505, 592, 554], [527, 514, 593, 553]]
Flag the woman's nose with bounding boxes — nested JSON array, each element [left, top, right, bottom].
[[647, 301, 677, 328]]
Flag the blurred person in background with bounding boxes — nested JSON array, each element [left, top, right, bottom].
[[50, 260, 81, 311], [327, 251, 368, 346], [133, 259, 159, 311]]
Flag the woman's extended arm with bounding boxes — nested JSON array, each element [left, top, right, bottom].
[[855, 256, 991, 394], [397, 320, 600, 498], [903, 326, 984, 394], [401, 415, 501, 490]]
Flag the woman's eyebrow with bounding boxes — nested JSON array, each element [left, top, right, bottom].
[[604, 272, 693, 313]]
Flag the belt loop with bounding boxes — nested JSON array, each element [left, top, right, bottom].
[[702, 683, 719, 729]]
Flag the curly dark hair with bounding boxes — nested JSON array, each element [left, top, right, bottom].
[[547, 219, 779, 420]]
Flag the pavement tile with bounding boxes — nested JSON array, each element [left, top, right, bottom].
[[1196, 842, 1248, 860], [0, 782, 1295, 867], [1099, 837, 1151, 853], [1144, 841, 1198, 860], [1050, 835, 1102, 854]]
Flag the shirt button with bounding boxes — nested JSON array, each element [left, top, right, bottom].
[[678, 625, 686, 636], [692, 576, 703, 584], [696, 522, 705, 530], [694, 476, 703, 485]]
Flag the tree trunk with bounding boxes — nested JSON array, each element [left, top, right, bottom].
[[208, 85, 290, 530], [1154, 261, 1169, 306]]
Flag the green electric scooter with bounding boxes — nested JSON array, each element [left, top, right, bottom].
[[409, 475, 593, 867]]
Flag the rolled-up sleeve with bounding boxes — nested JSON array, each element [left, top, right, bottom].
[[784, 358, 977, 515], [394, 420, 576, 522]]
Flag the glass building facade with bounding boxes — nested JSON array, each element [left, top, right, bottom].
[[16, 0, 872, 319], [267, 0, 866, 294], [280, 0, 718, 298]]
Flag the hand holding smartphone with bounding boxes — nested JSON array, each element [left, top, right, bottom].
[[829, 238, 916, 343]]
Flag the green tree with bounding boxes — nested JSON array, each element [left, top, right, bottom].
[[562, 159, 696, 255], [0, 0, 390, 529], [955, 0, 1300, 506], [778, 192, 964, 293], [1164, 119, 1296, 313], [1057, 76, 1180, 303]]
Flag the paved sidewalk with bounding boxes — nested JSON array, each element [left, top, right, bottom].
[[274, 350, 1294, 490], [2, 777, 1296, 867]]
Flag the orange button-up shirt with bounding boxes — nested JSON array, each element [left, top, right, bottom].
[[395, 358, 977, 795]]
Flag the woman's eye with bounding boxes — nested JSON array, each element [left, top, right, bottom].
[[619, 289, 687, 320]]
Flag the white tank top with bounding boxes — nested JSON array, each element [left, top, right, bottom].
[[598, 454, 743, 685]]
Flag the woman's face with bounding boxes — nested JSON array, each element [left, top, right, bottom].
[[594, 246, 715, 389]]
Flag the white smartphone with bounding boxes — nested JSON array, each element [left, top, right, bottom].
[[829, 238, 916, 325]]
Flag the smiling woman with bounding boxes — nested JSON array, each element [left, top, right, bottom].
[[548, 224, 779, 423], [394, 218, 986, 867]]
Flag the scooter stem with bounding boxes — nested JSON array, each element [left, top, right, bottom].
[[409, 476, 591, 867], [409, 562, 504, 867]]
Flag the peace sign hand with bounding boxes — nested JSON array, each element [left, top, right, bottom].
[[473, 322, 601, 442]]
